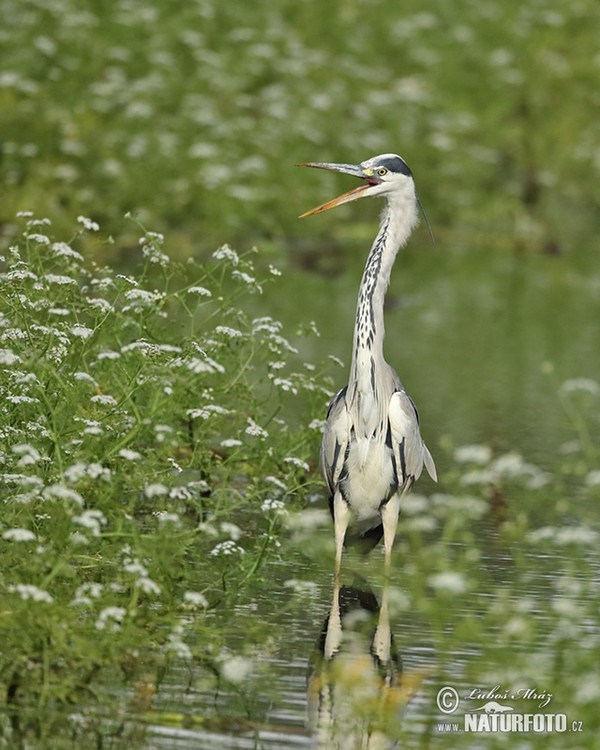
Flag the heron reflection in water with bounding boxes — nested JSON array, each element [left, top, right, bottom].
[[307, 581, 397, 749], [300, 154, 437, 746]]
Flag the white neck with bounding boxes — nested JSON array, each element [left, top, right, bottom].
[[348, 190, 418, 392]]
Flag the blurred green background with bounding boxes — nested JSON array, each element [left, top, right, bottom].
[[2, 0, 598, 253]]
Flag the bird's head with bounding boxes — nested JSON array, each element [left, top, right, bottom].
[[298, 153, 415, 218]]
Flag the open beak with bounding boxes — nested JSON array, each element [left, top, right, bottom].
[[297, 162, 379, 217]]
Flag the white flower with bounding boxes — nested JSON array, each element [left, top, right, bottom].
[[252, 317, 282, 335], [137, 576, 161, 595], [91, 394, 117, 407], [212, 245, 239, 266], [268, 264, 282, 276], [96, 349, 121, 360], [491, 453, 527, 476], [44, 273, 77, 285], [1, 327, 28, 340], [42, 484, 84, 506], [69, 532, 89, 546], [7, 395, 40, 405], [168, 486, 191, 500], [220, 439, 242, 448], [264, 476, 287, 491], [70, 582, 103, 607], [64, 462, 88, 482], [559, 378, 600, 396], [72, 509, 107, 537], [139, 231, 164, 245], [165, 631, 192, 659], [77, 215, 100, 232], [123, 559, 148, 576], [210, 540, 245, 556], [70, 324, 94, 339], [454, 444, 492, 464], [555, 526, 597, 545], [183, 591, 208, 608], [245, 417, 268, 439], [73, 371, 98, 386], [0, 348, 21, 365], [12, 443, 41, 466], [124, 288, 164, 303], [3, 528, 36, 542], [119, 448, 141, 461], [284, 579, 319, 595], [116, 274, 138, 286], [586, 470, 600, 487], [88, 298, 113, 314], [10, 584, 53, 603], [272, 377, 297, 394], [2, 473, 43, 490], [87, 463, 111, 481], [220, 655, 253, 683], [398, 493, 429, 515], [527, 524, 597, 546], [187, 405, 230, 419], [261, 498, 286, 513], [51, 242, 83, 262], [28, 233, 50, 245], [95, 606, 126, 631], [186, 355, 225, 374], [144, 483, 168, 498], [6, 267, 37, 281], [460, 468, 495, 485], [428, 571, 468, 594], [214, 325, 243, 338], [187, 286, 212, 297], [231, 270, 261, 292], [283, 456, 310, 472], [220, 522, 242, 541]]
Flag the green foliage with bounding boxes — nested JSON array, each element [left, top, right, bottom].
[[0, 214, 331, 743], [0, 0, 598, 254]]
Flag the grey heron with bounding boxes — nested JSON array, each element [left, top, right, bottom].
[[299, 153, 437, 578]]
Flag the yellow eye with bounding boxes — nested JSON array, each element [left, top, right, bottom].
[[377, 167, 388, 176]]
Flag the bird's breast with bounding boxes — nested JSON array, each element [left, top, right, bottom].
[[342, 440, 396, 521]]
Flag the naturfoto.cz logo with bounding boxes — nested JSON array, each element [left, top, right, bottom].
[[435, 685, 584, 735]]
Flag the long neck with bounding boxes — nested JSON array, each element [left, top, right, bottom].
[[349, 195, 417, 391]]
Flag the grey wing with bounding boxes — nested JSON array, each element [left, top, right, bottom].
[[388, 389, 437, 491], [319, 386, 350, 496]]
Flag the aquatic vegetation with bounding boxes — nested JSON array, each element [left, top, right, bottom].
[[0, 214, 330, 742]]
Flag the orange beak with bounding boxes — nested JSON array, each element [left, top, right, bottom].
[[297, 162, 379, 217]]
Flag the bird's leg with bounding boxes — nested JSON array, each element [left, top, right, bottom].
[[332, 492, 350, 582], [381, 494, 401, 579]]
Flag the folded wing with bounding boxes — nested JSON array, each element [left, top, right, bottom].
[[388, 389, 437, 492]]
